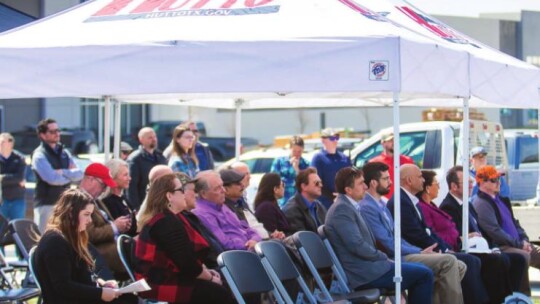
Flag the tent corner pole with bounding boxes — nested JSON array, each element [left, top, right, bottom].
[[103, 96, 111, 161], [113, 99, 122, 159], [392, 92, 402, 304], [462, 97, 470, 252], [234, 99, 244, 161]]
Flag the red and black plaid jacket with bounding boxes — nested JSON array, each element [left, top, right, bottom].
[[134, 210, 209, 303]]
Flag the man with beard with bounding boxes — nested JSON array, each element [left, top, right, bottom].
[[369, 132, 413, 199], [359, 162, 465, 304], [127, 127, 167, 209]]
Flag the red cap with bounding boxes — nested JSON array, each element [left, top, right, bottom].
[[84, 163, 117, 188]]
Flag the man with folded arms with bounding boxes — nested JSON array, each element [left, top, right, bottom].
[[359, 162, 465, 304]]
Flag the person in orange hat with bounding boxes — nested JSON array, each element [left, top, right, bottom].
[[473, 165, 540, 295]]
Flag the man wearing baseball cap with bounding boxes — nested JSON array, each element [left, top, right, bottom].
[[81, 163, 132, 280], [470, 146, 510, 199], [473, 165, 540, 295], [369, 131, 414, 199]]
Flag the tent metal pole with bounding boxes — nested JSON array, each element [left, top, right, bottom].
[[104, 95, 111, 161], [98, 99, 103, 153], [537, 106, 540, 206], [234, 99, 243, 161], [392, 92, 402, 304], [462, 97, 470, 252], [113, 99, 122, 159]]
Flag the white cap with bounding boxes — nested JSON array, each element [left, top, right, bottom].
[[468, 236, 492, 254]]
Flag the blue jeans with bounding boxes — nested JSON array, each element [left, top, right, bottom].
[[356, 262, 434, 304], [0, 198, 26, 220]]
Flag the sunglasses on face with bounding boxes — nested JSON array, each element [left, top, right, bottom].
[[314, 181, 323, 187], [47, 129, 61, 134], [325, 135, 340, 141], [486, 178, 500, 183], [173, 187, 185, 194]]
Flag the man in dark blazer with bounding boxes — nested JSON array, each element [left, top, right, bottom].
[[282, 167, 327, 233], [325, 167, 433, 303], [387, 164, 488, 304]]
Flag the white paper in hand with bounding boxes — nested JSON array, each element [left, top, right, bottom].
[[116, 279, 151, 294]]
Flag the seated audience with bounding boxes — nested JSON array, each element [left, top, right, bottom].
[[135, 174, 234, 303], [387, 164, 488, 304], [193, 171, 261, 251], [418, 169, 524, 303], [136, 165, 174, 222], [33, 189, 136, 303], [82, 163, 131, 280], [253, 172, 292, 235], [282, 167, 327, 233], [168, 126, 199, 178], [325, 167, 434, 303], [102, 159, 137, 236], [441, 165, 527, 296], [359, 162, 465, 304]]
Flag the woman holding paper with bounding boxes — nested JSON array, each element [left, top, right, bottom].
[[32, 189, 137, 303], [135, 174, 234, 304]]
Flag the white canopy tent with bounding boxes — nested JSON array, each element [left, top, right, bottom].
[[0, 0, 538, 301]]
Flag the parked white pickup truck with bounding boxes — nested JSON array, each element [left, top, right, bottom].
[[350, 120, 507, 204]]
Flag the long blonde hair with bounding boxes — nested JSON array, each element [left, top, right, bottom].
[[46, 189, 95, 268], [138, 174, 178, 228]]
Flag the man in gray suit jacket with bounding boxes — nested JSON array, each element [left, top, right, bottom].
[[359, 162, 465, 304], [325, 167, 434, 303]]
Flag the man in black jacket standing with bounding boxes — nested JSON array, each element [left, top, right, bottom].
[[127, 127, 166, 210], [0, 133, 26, 221]]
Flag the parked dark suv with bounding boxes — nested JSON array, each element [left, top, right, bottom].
[[12, 126, 98, 156]]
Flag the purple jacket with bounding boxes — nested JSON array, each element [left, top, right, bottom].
[[418, 200, 460, 251], [193, 198, 261, 250]]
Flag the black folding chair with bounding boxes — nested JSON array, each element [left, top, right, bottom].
[[8, 219, 40, 261], [255, 240, 317, 304], [218, 250, 286, 304], [0, 249, 40, 304], [117, 234, 136, 282], [318, 226, 395, 304], [292, 231, 380, 304]]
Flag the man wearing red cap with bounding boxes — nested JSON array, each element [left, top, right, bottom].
[[473, 165, 540, 295], [81, 162, 132, 279]]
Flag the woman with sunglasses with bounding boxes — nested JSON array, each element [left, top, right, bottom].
[[32, 189, 136, 303], [169, 126, 199, 178], [253, 172, 292, 236], [135, 174, 234, 304]]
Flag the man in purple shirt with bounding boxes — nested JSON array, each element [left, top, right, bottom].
[[192, 171, 261, 251], [473, 165, 540, 294]]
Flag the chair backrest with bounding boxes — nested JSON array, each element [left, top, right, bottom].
[[117, 234, 136, 282], [255, 240, 316, 304], [218, 250, 285, 304], [317, 225, 347, 284], [28, 246, 42, 291], [8, 219, 40, 261], [0, 213, 14, 247]]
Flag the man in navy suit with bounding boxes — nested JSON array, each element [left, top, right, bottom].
[[325, 167, 433, 303], [387, 164, 488, 304], [359, 162, 465, 304]]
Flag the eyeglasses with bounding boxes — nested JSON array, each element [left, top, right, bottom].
[[314, 181, 323, 187], [191, 129, 199, 134], [486, 178, 500, 183], [173, 187, 185, 194], [93, 177, 106, 189], [47, 129, 61, 134]]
